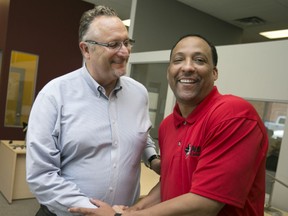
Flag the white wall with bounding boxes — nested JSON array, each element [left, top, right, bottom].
[[216, 40, 288, 102], [128, 39, 288, 211]]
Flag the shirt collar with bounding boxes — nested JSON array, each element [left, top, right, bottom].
[[97, 80, 122, 98], [173, 86, 220, 127], [81, 65, 122, 98]]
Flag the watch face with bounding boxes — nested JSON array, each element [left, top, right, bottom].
[[149, 154, 160, 163], [148, 154, 160, 168]]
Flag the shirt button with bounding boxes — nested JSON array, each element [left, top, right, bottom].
[[113, 163, 116, 168], [109, 187, 113, 191]]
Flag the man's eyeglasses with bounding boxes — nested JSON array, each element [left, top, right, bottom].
[[85, 39, 135, 51]]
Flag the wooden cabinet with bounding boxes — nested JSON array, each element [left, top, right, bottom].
[[0, 140, 157, 203], [140, 163, 159, 197], [0, 140, 34, 203]]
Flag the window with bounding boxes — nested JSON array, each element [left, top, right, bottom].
[[247, 99, 287, 196], [5, 51, 38, 127]]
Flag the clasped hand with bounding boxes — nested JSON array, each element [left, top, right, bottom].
[[69, 199, 128, 216]]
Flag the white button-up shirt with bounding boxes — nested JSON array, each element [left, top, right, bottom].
[[26, 66, 156, 215]]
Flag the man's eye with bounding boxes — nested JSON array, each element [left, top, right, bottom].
[[194, 58, 205, 64], [123, 40, 129, 47], [108, 42, 120, 49], [173, 58, 183, 63]]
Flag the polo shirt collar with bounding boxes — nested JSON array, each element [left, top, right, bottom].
[[173, 86, 220, 127]]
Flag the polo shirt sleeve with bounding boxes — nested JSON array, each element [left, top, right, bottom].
[[190, 112, 267, 208]]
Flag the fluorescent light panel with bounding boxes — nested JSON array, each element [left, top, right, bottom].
[[260, 29, 288, 39], [122, 19, 130, 27]]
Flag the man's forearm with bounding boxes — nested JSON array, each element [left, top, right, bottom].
[[128, 182, 161, 211], [123, 193, 224, 216]]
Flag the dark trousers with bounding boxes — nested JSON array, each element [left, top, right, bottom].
[[36, 205, 57, 216]]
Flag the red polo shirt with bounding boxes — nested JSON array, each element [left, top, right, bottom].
[[159, 87, 268, 216]]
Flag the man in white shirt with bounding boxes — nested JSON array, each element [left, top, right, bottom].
[[26, 5, 160, 216]]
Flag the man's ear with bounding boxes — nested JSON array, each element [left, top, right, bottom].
[[166, 66, 170, 80], [79, 42, 90, 59], [213, 67, 218, 81]]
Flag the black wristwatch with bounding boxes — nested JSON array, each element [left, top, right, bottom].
[[147, 154, 160, 169], [114, 213, 122, 216]]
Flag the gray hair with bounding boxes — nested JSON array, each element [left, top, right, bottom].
[[79, 5, 118, 42]]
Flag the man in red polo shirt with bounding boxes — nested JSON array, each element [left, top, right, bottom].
[[69, 34, 268, 216]]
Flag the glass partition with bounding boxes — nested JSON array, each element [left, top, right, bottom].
[[130, 63, 169, 151], [246, 99, 287, 197], [5, 51, 38, 127]]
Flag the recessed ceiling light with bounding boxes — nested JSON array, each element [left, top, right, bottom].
[[122, 19, 130, 27], [260, 29, 288, 39]]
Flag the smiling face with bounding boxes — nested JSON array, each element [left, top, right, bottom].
[[79, 16, 131, 94], [167, 36, 218, 110]]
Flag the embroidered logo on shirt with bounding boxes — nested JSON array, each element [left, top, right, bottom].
[[185, 144, 191, 156], [185, 144, 201, 157]]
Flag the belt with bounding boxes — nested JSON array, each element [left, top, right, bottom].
[[36, 205, 57, 216]]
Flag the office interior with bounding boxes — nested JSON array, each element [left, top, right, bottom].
[[0, 0, 287, 215]]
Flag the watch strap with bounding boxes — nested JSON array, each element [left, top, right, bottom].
[[147, 154, 160, 169]]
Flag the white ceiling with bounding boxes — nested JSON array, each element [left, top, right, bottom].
[[83, 0, 288, 42]]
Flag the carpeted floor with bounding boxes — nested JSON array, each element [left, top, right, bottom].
[[0, 192, 39, 216]]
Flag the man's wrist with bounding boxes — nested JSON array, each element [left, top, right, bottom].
[[147, 154, 160, 169]]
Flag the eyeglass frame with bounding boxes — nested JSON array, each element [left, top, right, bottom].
[[84, 38, 135, 51]]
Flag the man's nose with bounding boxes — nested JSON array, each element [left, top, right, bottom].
[[182, 59, 196, 71], [117, 43, 130, 56]]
